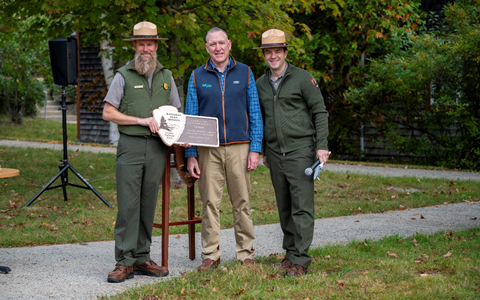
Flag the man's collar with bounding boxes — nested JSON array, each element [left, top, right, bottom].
[[208, 56, 233, 73]]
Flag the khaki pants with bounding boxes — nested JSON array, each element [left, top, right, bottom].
[[197, 143, 255, 261]]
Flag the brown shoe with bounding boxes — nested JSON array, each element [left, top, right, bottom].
[[134, 260, 169, 277], [197, 258, 220, 271], [272, 258, 292, 269], [242, 258, 255, 266], [286, 264, 308, 276], [107, 265, 134, 283]]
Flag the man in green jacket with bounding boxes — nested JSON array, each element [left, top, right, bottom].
[[103, 21, 181, 283], [254, 29, 329, 276]]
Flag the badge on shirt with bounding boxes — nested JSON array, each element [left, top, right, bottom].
[[233, 81, 240, 84], [311, 78, 319, 89], [164, 83, 168, 90], [134, 85, 144, 89]]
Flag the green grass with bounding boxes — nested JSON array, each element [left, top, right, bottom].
[[1, 145, 479, 248], [2, 117, 480, 299], [100, 228, 480, 300], [0, 116, 78, 143]]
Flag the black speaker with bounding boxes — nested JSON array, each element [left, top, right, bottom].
[[48, 37, 78, 86]]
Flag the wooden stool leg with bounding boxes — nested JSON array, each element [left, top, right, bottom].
[[187, 185, 195, 260], [161, 150, 171, 268]]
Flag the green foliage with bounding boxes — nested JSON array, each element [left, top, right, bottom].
[[0, 17, 51, 124], [290, 0, 423, 156], [345, 0, 480, 170]]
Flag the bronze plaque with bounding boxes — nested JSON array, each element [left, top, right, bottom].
[[175, 115, 219, 147]]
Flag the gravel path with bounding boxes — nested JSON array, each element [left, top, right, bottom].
[[1, 140, 479, 299]]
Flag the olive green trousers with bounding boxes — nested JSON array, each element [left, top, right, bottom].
[[114, 133, 168, 266], [266, 145, 316, 269]]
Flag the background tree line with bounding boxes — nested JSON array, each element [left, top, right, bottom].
[[1, 0, 478, 170]]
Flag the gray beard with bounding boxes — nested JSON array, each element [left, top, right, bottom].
[[134, 52, 157, 76]]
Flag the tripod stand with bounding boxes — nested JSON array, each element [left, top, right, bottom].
[[24, 87, 112, 207]]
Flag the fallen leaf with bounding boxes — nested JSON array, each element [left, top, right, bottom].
[[354, 220, 360, 222], [325, 255, 331, 259], [420, 274, 428, 277], [471, 217, 477, 220], [387, 251, 399, 258], [212, 287, 219, 292], [411, 217, 416, 220], [399, 205, 405, 210], [423, 254, 429, 259], [180, 288, 185, 295], [443, 251, 453, 258], [414, 258, 423, 263], [420, 215, 425, 219], [175, 235, 181, 238]]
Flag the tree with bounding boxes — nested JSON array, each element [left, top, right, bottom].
[[345, 0, 480, 170], [1, 0, 344, 98], [291, 0, 423, 155], [0, 16, 52, 124]]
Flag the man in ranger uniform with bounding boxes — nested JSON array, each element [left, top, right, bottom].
[[184, 27, 263, 270], [255, 29, 329, 276], [103, 21, 181, 283]]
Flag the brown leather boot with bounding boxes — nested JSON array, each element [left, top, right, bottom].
[[133, 260, 169, 277], [286, 264, 308, 276], [107, 265, 134, 283], [272, 258, 292, 269], [197, 258, 220, 271]]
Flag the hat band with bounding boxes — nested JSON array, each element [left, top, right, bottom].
[[131, 35, 160, 39], [261, 42, 288, 47]]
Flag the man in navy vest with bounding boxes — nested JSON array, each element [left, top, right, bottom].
[[185, 27, 263, 271], [103, 21, 181, 283]]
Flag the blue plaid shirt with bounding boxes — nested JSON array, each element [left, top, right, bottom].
[[185, 57, 263, 157]]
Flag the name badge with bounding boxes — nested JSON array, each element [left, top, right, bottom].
[[134, 85, 144, 89], [233, 81, 240, 84]]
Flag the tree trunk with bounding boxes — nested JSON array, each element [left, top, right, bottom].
[[100, 38, 119, 145]]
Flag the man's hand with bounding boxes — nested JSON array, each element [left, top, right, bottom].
[[145, 117, 159, 133], [247, 152, 260, 171], [317, 149, 330, 164], [263, 155, 269, 169], [187, 157, 201, 178]]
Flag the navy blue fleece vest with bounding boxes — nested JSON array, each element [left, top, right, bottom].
[[193, 58, 250, 145]]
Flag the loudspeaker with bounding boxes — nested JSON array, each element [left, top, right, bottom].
[[48, 37, 78, 86]]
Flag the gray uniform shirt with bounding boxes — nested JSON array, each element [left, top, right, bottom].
[[104, 72, 182, 111], [270, 62, 289, 91]]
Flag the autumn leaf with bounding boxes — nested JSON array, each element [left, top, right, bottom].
[[414, 257, 423, 263], [398, 205, 405, 210], [387, 251, 399, 258], [420, 215, 426, 219], [180, 287, 185, 295], [443, 251, 453, 258]]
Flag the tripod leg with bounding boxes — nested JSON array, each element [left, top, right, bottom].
[[67, 165, 112, 207], [59, 163, 69, 202], [23, 165, 69, 207]]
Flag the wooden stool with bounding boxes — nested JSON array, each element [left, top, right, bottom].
[[0, 167, 19, 274], [153, 146, 201, 267]]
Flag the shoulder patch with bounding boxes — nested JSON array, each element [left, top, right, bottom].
[[311, 77, 319, 89]]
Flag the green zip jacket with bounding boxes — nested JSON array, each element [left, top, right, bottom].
[[256, 63, 328, 154], [116, 60, 171, 136]]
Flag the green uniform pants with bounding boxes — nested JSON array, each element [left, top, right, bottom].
[[266, 145, 316, 269], [114, 133, 168, 266]]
